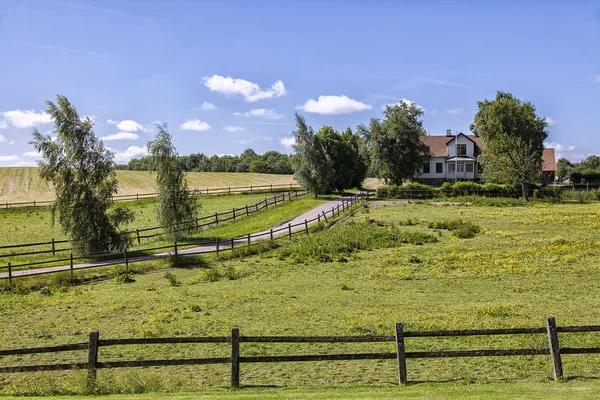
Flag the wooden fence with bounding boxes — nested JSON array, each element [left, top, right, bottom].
[[0, 190, 308, 260], [1, 317, 598, 389], [0, 183, 302, 210], [0, 192, 367, 283]]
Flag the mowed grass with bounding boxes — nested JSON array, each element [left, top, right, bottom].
[[0, 168, 297, 203], [3, 381, 600, 400], [4, 200, 600, 395]]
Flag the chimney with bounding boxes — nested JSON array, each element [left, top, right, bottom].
[[446, 129, 452, 137]]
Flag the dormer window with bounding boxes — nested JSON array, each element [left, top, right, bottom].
[[457, 144, 467, 156]]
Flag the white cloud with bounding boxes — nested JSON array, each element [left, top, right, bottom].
[[9, 141, 14, 145], [446, 108, 464, 114], [113, 146, 148, 163], [298, 95, 372, 115], [203, 75, 287, 102], [236, 108, 284, 120], [280, 137, 295, 148], [2, 109, 52, 128], [383, 98, 423, 111], [0, 120, 6, 129], [101, 132, 140, 141], [225, 126, 245, 132], [195, 102, 217, 111], [0, 135, 6, 143], [258, 136, 272, 141], [107, 119, 118, 125], [180, 119, 211, 131], [544, 141, 576, 152], [217, 153, 235, 157], [116, 120, 146, 132], [545, 117, 559, 126], [22, 151, 41, 157], [0, 155, 19, 162], [236, 139, 250, 145]]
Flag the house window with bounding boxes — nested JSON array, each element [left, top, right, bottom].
[[457, 162, 465, 173], [448, 163, 455, 173], [423, 162, 431, 174], [466, 163, 474, 173], [436, 162, 443, 173], [457, 144, 467, 156]]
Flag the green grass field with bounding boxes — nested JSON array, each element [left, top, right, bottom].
[[0, 168, 298, 203], [2, 199, 600, 395]]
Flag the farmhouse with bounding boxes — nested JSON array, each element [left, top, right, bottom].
[[417, 130, 556, 184]]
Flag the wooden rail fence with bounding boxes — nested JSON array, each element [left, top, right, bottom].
[[0, 190, 308, 260], [0, 183, 302, 210], [0, 193, 367, 283], [1, 317, 598, 389]]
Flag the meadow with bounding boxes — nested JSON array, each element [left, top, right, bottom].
[[2, 199, 600, 396]]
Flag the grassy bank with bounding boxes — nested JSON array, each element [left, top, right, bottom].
[[3, 200, 600, 394]]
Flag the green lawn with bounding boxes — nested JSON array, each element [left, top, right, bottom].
[[3, 381, 600, 399], [2, 200, 600, 395]]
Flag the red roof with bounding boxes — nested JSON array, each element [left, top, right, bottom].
[[420, 134, 556, 172]]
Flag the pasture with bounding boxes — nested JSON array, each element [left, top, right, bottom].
[[2, 199, 600, 395]]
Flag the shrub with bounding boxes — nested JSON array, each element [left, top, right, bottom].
[[188, 304, 202, 312], [163, 272, 180, 286], [114, 272, 135, 284], [202, 266, 222, 282], [533, 186, 563, 202], [428, 219, 481, 238], [223, 265, 238, 280], [39, 286, 52, 296], [452, 181, 482, 196]]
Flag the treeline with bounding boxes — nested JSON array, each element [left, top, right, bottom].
[[119, 148, 294, 174], [557, 156, 600, 183]]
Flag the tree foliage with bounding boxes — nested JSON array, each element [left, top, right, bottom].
[[147, 123, 200, 238], [291, 113, 332, 197], [30, 95, 134, 254], [470, 92, 548, 200], [359, 102, 430, 185]]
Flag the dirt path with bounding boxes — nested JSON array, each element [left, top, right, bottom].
[[1, 193, 366, 279]]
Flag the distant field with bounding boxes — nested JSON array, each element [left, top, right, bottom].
[[0, 168, 297, 203], [0, 168, 379, 203]]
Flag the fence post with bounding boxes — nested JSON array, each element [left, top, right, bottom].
[[546, 316, 563, 380], [270, 184, 273, 191], [250, 185, 252, 193], [318, 214, 321, 223], [124, 250, 128, 271], [274, 195, 278, 206], [265, 198, 268, 209], [174, 241, 178, 257], [270, 229, 274, 240], [136, 193, 139, 201], [87, 331, 99, 390], [323, 211, 328, 222], [395, 322, 408, 386], [215, 212, 219, 226], [246, 204, 249, 216], [52, 238, 56, 256], [233, 208, 236, 221], [136, 229, 140, 245], [247, 233, 251, 246], [305, 219, 309, 235], [231, 237, 234, 249], [7, 262, 12, 287], [216, 239, 220, 254], [70, 253, 74, 280], [288, 223, 292, 239], [231, 327, 240, 389], [229, 187, 231, 195], [33, 200, 36, 208]]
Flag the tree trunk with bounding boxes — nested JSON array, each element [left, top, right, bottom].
[[521, 182, 529, 201]]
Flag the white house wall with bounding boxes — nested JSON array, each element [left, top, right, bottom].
[[419, 157, 447, 178], [447, 135, 476, 158]]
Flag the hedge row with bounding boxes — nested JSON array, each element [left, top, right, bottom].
[[376, 182, 520, 199]]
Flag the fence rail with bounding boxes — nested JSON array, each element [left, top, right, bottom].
[[0, 190, 308, 259], [0, 192, 368, 282], [0, 183, 302, 211], [1, 317, 597, 388]]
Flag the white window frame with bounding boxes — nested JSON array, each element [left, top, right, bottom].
[[466, 163, 474, 173], [457, 161, 465, 173]]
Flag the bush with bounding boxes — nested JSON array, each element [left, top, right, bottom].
[[533, 186, 563, 202], [451, 181, 482, 196], [202, 266, 222, 282]]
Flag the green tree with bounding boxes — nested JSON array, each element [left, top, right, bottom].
[[361, 102, 430, 185], [556, 158, 574, 180], [30, 95, 134, 254], [147, 123, 200, 238], [470, 91, 548, 200], [291, 113, 332, 197]]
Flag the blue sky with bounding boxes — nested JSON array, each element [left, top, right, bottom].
[[0, 0, 599, 166]]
